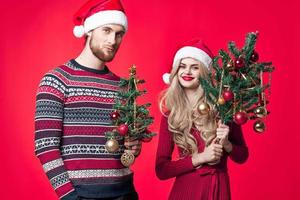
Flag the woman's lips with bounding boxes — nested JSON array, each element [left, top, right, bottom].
[[182, 76, 194, 81]]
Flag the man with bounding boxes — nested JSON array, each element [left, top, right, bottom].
[[35, 0, 141, 199]]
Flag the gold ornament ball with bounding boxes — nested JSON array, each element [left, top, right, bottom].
[[253, 120, 266, 133], [217, 97, 226, 105], [254, 107, 267, 118], [198, 103, 210, 115], [121, 152, 135, 167], [105, 139, 119, 153]]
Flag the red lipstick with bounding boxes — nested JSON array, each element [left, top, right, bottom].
[[182, 76, 194, 81]]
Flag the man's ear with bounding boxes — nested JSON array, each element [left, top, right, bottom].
[[86, 31, 92, 37]]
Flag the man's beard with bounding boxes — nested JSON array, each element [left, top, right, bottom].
[[90, 40, 118, 62]]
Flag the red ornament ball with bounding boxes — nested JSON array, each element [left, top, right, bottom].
[[222, 90, 234, 101], [118, 124, 129, 136], [234, 57, 246, 69], [250, 51, 259, 62], [110, 111, 120, 120], [234, 111, 248, 125]]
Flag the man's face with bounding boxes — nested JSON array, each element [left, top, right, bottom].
[[89, 24, 125, 62]]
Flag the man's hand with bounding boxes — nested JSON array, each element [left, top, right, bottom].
[[124, 139, 142, 156]]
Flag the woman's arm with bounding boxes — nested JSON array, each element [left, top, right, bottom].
[[227, 122, 249, 164], [155, 116, 195, 180]]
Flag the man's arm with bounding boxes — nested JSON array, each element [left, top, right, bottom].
[[35, 70, 79, 200]]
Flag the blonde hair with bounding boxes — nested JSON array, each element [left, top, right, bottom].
[[159, 59, 217, 156]]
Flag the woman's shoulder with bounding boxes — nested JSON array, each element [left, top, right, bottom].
[[159, 112, 170, 129], [160, 112, 170, 120]]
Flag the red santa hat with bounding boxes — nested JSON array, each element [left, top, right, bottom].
[[162, 39, 214, 84], [73, 0, 128, 38]]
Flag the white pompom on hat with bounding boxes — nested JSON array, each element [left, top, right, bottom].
[[163, 39, 214, 84], [73, 0, 128, 38]]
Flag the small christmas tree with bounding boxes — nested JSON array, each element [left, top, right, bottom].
[[200, 32, 274, 133], [105, 65, 156, 166]]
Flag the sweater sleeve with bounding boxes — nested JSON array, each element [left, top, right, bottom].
[[35, 70, 79, 200], [228, 122, 249, 164], [155, 116, 195, 180]]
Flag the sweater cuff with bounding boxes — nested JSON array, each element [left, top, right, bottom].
[[61, 190, 80, 200]]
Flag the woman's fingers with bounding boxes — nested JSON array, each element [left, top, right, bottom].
[[216, 128, 229, 133]]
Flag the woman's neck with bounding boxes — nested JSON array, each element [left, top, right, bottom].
[[184, 87, 204, 108]]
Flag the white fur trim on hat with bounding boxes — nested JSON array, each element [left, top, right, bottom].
[[162, 73, 170, 84], [172, 46, 212, 69], [84, 10, 128, 34], [73, 25, 85, 38]]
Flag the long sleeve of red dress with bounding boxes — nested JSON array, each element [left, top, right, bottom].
[[155, 116, 195, 180], [227, 122, 249, 164]]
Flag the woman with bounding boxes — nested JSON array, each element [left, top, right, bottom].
[[156, 39, 249, 200]]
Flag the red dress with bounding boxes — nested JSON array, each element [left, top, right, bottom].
[[155, 116, 249, 200]]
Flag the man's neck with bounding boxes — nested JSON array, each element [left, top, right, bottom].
[[75, 44, 106, 70]]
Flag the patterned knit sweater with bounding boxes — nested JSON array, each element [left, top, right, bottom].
[[35, 59, 135, 200]]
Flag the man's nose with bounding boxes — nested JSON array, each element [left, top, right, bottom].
[[107, 33, 116, 45]]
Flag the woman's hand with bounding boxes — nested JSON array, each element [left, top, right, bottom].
[[192, 138, 223, 167], [124, 139, 142, 156], [216, 120, 232, 153]]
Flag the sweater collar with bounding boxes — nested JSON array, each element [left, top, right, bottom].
[[70, 59, 110, 75]]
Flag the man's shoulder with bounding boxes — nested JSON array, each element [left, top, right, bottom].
[[53, 61, 74, 75], [107, 70, 121, 81], [40, 61, 72, 83]]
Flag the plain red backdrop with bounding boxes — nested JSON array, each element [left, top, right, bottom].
[[1, 0, 299, 199]]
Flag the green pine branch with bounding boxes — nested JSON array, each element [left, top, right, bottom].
[[200, 32, 275, 125], [105, 66, 156, 141]]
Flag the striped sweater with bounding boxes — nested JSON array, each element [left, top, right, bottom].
[[35, 59, 135, 200]]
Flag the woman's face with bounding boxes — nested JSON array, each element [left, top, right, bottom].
[[177, 57, 203, 90]]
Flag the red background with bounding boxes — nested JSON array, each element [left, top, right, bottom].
[[1, 0, 299, 199]]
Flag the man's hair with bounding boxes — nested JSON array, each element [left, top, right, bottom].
[[84, 35, 88, 45]]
